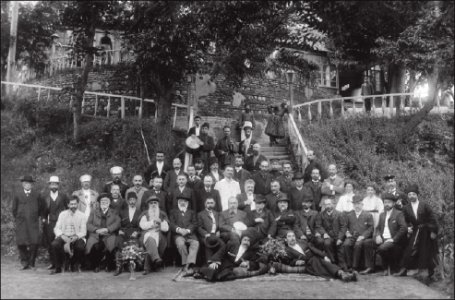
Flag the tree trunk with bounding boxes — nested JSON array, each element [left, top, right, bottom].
[[72, 23, 96, 144], [387, 62, 406, 115], [156, 82, 174, 126]]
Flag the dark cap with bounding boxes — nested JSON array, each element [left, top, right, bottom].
[[381, 193, 397, 202], [277, 194, 289, 202], [209, 157, 218, 166], [292, 172, 304, 180], [97, 193, 112, 202], [20, 175, 35, 183], [126, 192, 137, 200], [405, 184, 419, 195], [383, 174, 395, 181], [206, 234, 222, 249], [254, 194, 266, 204], [352, 194, 363, 204], [177, 195, 190, 202], [146, 195, 160, 204]]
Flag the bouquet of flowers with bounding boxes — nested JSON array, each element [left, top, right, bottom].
[[120, 240, 146, 280], [258, 237, 288, 263]]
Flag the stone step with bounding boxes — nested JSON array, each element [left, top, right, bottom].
[[265, 154, 292, 161]]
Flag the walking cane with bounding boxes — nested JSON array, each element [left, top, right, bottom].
[[411, 228, 420, 257]]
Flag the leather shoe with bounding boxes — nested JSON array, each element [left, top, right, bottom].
[[94, 267, 100, 273], [20, 265, 30, 270], [393, 268, 407, 277], [50, 268, 62, 275], [193, 272, 203, 279], [360, 267, 374, 275], [352, 271, 359, 281], [142, 269, 150, 275], [47, 264, 55, 270]]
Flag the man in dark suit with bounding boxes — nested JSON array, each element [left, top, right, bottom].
[[214, 125, 238, 169], [168, 174, 195, 214], [142, 176, 168, 212], [238, 122, 256, 158], [394, 184, 439, 279], [13, 175, 45, 270], [194, 159, 206, 179], [303, 168, 323, 211], [103, 166, 129, 199], [276, 161, 293, 194], [236, 179, 257, 212], [268, 196, 302, 239], [169, 196, 200, 276], [252, 160, 273, 196], [207, 157, 223, 186], [187, 115, 202, 137], [114, 192, 143, 276], [219, 197, 250, 248], [192, 123, 215, 170], [246, 195, 273, 243], [194, 175, 222, 213], [144, 151, 170, 185], [163, 158, 186, 193], [314, 197, 346, 264], [383, 174, 408, 211], [365, 193, 407, 276], [265, 180, 287, 213], [303, 150, 327, 183], [245, 143, 267, 173], [186, 165, 203, 191], [197, 197, 224, 262], [233, 155, 252, 194], [288, 172, 313, 212], [340, 195, 374, 272], [42, 176, 69, 270], [297, 198, 318, 241]]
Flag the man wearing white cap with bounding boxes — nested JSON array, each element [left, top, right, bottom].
[[42, 176, 69, 270], [103, 166, 129, 198], [238, 121, 256, 159], [72, 174, 99, 221]]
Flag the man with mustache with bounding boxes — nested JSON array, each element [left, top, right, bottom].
[[103, 166, 129, 199]]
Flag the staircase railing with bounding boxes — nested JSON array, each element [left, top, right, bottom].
[[292, 92, 451, 123], [1, 81, 188, 130], [287, 113, 309, 172]]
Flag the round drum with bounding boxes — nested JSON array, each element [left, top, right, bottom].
[[185, 136, 201, 154]]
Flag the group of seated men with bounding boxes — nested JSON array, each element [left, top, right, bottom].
[[13, 143, 439, 283]]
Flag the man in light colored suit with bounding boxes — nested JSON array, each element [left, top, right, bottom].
[[321, 164, 345, 210], [72, 174, 98, 221]]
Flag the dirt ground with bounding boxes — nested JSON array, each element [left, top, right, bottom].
[[0, 256, 451, 299]]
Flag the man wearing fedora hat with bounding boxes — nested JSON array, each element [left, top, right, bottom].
[[42, 176, 70, 270], [367, 193, 407, 276], [246, 194, 273, 243], [288, 172, 312, 211], [103, 166, 129, 199], [72, 174, 98, 222], [169, 195, 200, 276], [13, 175, 45, 270], [139, 195, 170, 274], [85, 193, 121, 272], [238, 121, 257, 159], [394, 184, 439, 280], [268, 195, 303, 239], [339, 195, 374, 273]]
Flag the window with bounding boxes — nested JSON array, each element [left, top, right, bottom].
[[316, 64, 337, 88]]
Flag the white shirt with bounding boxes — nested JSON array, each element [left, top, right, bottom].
[[235, 245, 248, 262], [24, 189, 31, 195], [362, 195, 384, 229], [215, 178, 241, 211], [243, 137, 251, 154], [411, 200, 419, 220], [247, 193, 256, 211], [211, 171, 220, 182], [207, 209, 217, 233], [291, 243, 305, 255], [128, 206, 136, 222], [157, 161, 164, 175], [54, 209, 87, 240], [336, 193, 354, 213], [82, 189, 92, 220], [50, 190, 59, 201], [383, 210, 392, 239], [195, 126, 201, 136]]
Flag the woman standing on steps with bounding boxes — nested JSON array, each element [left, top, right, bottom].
[[265, 102, 288, 146]]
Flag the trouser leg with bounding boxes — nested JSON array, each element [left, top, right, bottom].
[[45, 222, 56, 264], [323, 238, 336, 263], [72, 239, 86, 267], [175, 236, 188, 265], [186, 239, 199, 266], [17, 245, 30, 267], [341, 238, 354, 270], [352, 240, 364, 270], [90, 242, 105, 268], [363, 239, 375, 269], [29, 244, 39, 267], [51, 237, 65, 269], [144, 237, 161, 261]]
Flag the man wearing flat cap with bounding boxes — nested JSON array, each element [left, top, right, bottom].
[[85, 193, 121, 272], [103, 166, 129, 198], [42, 176, 70, 270], [139, 196, 170, 274], [13, 175, 45, 270], [383, 174, 408, 211], [394, 184, 439, 280], [268, 195, 303, 239], [72, 174, 98, 221], [339, 195, 374, 274], [169, 195, 200, 276], [367, 193, 407, 276]]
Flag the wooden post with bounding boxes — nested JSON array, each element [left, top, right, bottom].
[[341, 99, 345, 119], [120, 96, 125, 119], [307, 105, 312, 124], [47, 89, 51, 101], [298, 109, 302, 122], [138, 98, 143, 119], [382, 96, 386, 116], [6, 1, 18, 95], [418, 94, 423, 108], [173, 106, 178, 128], [37, 87, 41, 101], [317, 101, 322, 121], [329, 100, 334, 118], [81, 94, 85, 114], [94, 95, 98, 116], [362, 96, 366, 114], [107, 96, 111, 118], [389, 95, 394, 116]]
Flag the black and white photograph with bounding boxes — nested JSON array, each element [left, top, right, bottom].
[[1, 1, 453, 299]]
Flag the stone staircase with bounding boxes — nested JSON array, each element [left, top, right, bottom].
[[260, 141, 292, 164]]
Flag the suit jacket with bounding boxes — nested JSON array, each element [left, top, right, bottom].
[[193, 134, 215, 163], [197, 209, 221, 237], [103, 181, 129, 199], [302, 181, 323, 211], [245, 154, 267, 173], [297, 209, 318, 237], [344, 210, 374, 240], [72, 189, 98, 215], [118, 206, 142, 239], [12, 188, 45, 245], [168, 186, 195, 214], [222, 242, 259, 270], [314, 210, 346, 241], [110, 196, 127, 215], [265, 192, 287, 212], [186, 176, 203, 191], [42, 191, 69, 224], [214, 136, 238, 167], [141, 189, 168, 212], [320, 175, 345, 204], [375, 208, 407, 244], [144, 161, 170, 184], [194, 187, 222, 213], [163, 169, 186, 192], [285, 239, 325, 266], [238, 138, 257, 158], [219, 210, 249, 233], [402, 201, 438, 233], [169, 208, 198, 240], [269, 210, 303, 238], [85, 208, 121, 254], [252, 171, 273, 196], [125, 186, 149, 211], [207, 170, 224, 187], [236, 193, 257, 213], [276, 174, 293, 194], [303, 160, 327, 183], [247, 208, 273, 237], [233, 168, 252, 193], [288, 186, 313, 211], [188, 125, 202, 137]]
